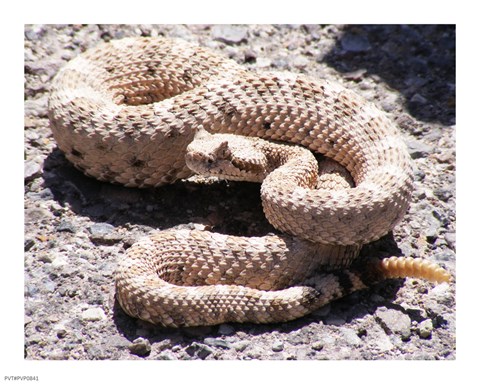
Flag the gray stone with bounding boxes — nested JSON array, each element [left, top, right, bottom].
[[375, 307, 412, 340], [434, 187, 453, 202], [203, 337, 231, 349], [255, 57, 272, 68], [286, 330, 308, 346], [295, 349, 311, 360], [88, 223, 122, 244], [368, 330, 394, 353], [80, 307, 106, 322], [427, 283, 452, 306], [25, 207, 53, 223], [414, 168, 426, 181], [340, 328, 363, 347], [423, 211, 442, 241], [157, 351, 177, 360], [211, 25, 248, 44], [434, 149, 455, 164], [311, 341, 324, 351], [271, 340, 284, 352], [24, 160, 42, 182], [25, 334, 44, 346], [45, 349, 68, 360], [292, 56, 309, 69], [56, 220, 77, 233], [56, 327, 67, 339], [418, 319, 433, 339], [444, 232, 456, 250], [129, 337, 151, 357], [44, 281, 56, 292], [272, 57, 288, 69], [233, 340, 249, 352], [24, 95, 49, 117], [185, 342, 214, 359], [88, 222, 115, 236], [344, 68, 367, 81], [24, 238, 35, 252], [107, 335, 131, 349], [341, 33, 371, 52], [243, 49, 257, 63], [25, 24, 46, 41], [27, 188, 55, 201], [25, 282, 40, 297], [406, 139, 433, 159]]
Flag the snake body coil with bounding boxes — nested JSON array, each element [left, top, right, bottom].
[[48, 37, 448, 327]]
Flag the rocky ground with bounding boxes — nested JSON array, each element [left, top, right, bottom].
[[24, 24, 455, 360]]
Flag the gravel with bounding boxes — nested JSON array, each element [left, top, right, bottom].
[[211, 25, 249, 44], [375, 307, 412, 341], [24, 24, 455, 361], [128, 337, 152, 357]]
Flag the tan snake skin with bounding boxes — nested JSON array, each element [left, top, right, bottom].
[[48, 37, 450, 327]]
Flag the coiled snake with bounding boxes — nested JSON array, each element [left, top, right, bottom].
[[48, 37, 450, 327]]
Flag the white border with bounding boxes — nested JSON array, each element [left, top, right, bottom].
[[2, 1, 475, 382]]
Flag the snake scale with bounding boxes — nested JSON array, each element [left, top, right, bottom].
[[48, 37, 450, 327]]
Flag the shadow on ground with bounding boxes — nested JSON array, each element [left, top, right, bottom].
[[322, 24, 455, 125]]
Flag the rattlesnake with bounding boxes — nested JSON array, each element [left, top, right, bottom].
[[48, 37, 450, 327]]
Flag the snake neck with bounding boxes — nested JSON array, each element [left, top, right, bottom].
[[186, 132, 320, 188]]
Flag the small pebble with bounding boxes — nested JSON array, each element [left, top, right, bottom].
[[375, 307, 412, 341], [311, 341, 324, 351], [56, 220, 77, 233], [243, 49, 257, 63], [129, 337, 151, 357], [444, 232, 456, 250], [185, 342, 214, 359], [24, 160, 42, 181], [24, 238, 35, 252], [88, 222, 115, 237], [204, 337, 231, 349], [233, 340, 249, 352], [292, 56, 309, 69], [80, 307, 106, 322], [88, 223, 122, 244], [340, 328, 363, 347], [56, 327, 67, 339], [418, 319, 434, 339], [25, 207, 52, 224], [44, 281, 56, 292], [406, 139, 434, 159], [272, 340, 284, 352], [423, 211, 442, 242], [433, 187, 453, 202], [157, 351, 177, 360], [211, 25, 248, 44]]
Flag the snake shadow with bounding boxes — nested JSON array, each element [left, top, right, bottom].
[[42, 148, 410, 352], [321, 24, 455, 126], [42, 147, 267, 232], [109, 267, 409, 354]]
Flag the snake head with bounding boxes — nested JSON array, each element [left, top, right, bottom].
[[185, 131, 267, 182]]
